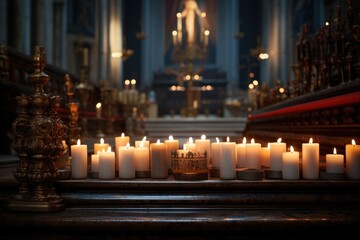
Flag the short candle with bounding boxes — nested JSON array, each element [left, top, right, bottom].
[[326, 148, 344, 174], [71, 139, 88, 179], [270, 138, 286, 171], [282, 146, 299, 180]]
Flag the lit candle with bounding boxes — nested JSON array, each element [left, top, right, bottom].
[[326, 147, 344, 174], [204, 30, 210, 46], [236, 137, 246, 168], [220, 137, 236, 180], [184, 137, 196, 152], [282, 146, 299, 180], [165, 135, 180, 170], [172, 30, 178, 46], [177, 145, 189, 158], [195, 134, 211, 165], [245, 138, 261, 169], [71, 139, 88, 179], [176, 12, 182, 32], [302, 137, 319, 179], [134, 141, 150, 172], [115, 133, 130, 171], [91, 151, 100, 173], [96, 102, 102, 119], [270, 138, 286, 171], [118, 143, 135, 179], [94, 138, 109, 154], [211, 137, 221, 168], [150, 139, 168, 179], [135, 136, 150, 149], [346, 140, 360, 179], [260, 143, 270, 169], [99, 146, 115, 179]]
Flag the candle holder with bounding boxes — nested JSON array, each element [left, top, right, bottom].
[[4, 46, 66, 212], [171, 151, 208, 181]]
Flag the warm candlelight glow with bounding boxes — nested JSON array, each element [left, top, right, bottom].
[[107, 146, 111, 152], [216, 137, 220, 143], [157, 139, 161, 144], [121, 133, 125, 137], [309, 138, 313, 144], [176, 12, 182, 18], [142, 136, 147, 141], [325, 21, 329, 26], [267, 143, 270, 149], [290, 146, 294, 153], [188, 137, 193, 144], [96, 103, 101, 109], [251, 138, 255, 144], [77, 139, 81, 145], [131, 79, 136, 85], [172, 30, 177, 36], [97, 150, 100, 155], [277, 138, 282, 143], [140, 141, 144, 149], [169, 135, 174, 141], [204, 30, 210, 36], [184, 144, 187, 150], [100, 138, 104, 144], [126, 143, 130, 149], [125, 80, 130, 86], [242, 137, 246, 144], [201, 12, 206, 17], [226, 137, 230, 143], [201, 134, 206, 140], [352, 139, 356, 146]]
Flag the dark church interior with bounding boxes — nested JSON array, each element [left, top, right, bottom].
[[0, 0, 360, 239]]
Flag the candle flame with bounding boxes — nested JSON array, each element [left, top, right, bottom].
[[251, 138, 255, 144], [216, 137, 220, 143], [157, 139, 161, 144], [184, 144, 187, 150], [277, 138, 282, 143], [140, 141, 144, 149], [176, 12, 182, 18], [333, 147, 337, 155], [309, 138, 313, 144], [226, 137, 230, 143], [290, 146, 294, 153], [188, 137, 193, 144], [201, 134, 206, 140], [242, 137, 246, 144], [142, 136, 147, 141], [77, 139, 81, 145], [96, 102, 101, 108], [121, 133, 125, 137], [107, 146, 111, 152], [169, 135, 174, 141], [100, 138, 104, 144], [97, 150, 100, 155], [126, 143, 130, 149], [267, 143, 270, 149], [352, 139, 356, 146]]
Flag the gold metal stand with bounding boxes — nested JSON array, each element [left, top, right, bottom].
[[3, 46, 66, 212]]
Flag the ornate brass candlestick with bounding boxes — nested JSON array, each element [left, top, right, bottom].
[[4, 46, 66, 212]]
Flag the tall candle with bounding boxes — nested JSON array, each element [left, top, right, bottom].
[[135, 141, 150, 172], [245, 138, 261, 169], [195, 134, 211, 165], [118, 143, 135, 179], [91, 151, 100, 173], [282, 146, 299, 180], [94, 138, 109, 154], [176, 12, 182, 32], [165, 135, 179, 169], [302, 137, 319, 179], [115, 133, 130, 170], [99, 147, 115, 179], [211, 137, 221, 168], [236, 137, 246, 168], [326, 147, 344, 174], [220, 137, 236, 180], [346, 140, 360, 179], [270, 138, 286, 171], [184, 137, 196, 152], [96, 102, 102, 119], [150, 139, 168, 179], [261, 143, 270, 169], [172, 30, 177, 46], [71, 139, 88, 179], [204, 30, 210, 46]]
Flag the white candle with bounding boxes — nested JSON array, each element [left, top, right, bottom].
[[150, 139, 168, 179], [211, 137, 221, 168], [91, 151, 100, 173], [326, 147, 344, 174], [236, 137, 246, 168], [346, 140, 360, 179], [118, 143, 135, 179], [245, 138, 261, 169], [195, 134, 211, 165], [165, 135, 179, 169], [134, 141, 150, 172], [204, 30, 210, 46], [96, 102, 101, 119], [94, 138, 109, 154], [115, 133, 130, 170], [176, 12, 182, 32], [172, 30, 177, 46], [282, 146, 299, 180], [99, 147, 115, 179], [184, 137, 196, 152], [270, 138, 286, 171], [220, 137, 236, 180], [302, 137, 319, 179], [260, 143, 270, 168], [135, 136, 150, 149], [71, 139, 88, 179]]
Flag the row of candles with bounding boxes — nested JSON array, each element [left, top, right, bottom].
[[70, 134, 360, 180]]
